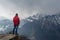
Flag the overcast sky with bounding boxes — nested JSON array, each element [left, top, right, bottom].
[[0, 0, 60, 20]]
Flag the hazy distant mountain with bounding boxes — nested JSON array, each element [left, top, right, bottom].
[[0, 17, 13, 34], [19, 13, 60, 40]]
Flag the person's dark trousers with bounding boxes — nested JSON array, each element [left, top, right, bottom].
[[13, 26, 18, 35]]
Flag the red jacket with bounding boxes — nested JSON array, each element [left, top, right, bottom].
[[13, 16, 20, 27]]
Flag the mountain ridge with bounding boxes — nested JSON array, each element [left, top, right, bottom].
[[19, 13, 60, 40]]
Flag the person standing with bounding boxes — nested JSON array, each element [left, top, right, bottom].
[[13, 13, 20, 35]]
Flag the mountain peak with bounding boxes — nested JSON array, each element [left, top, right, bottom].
[[0, 16, 8, 20]]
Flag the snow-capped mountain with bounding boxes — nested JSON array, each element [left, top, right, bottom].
[[0, 17, 13, 34], [19, 13, 60, 40]]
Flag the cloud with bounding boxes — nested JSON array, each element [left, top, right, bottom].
[[0, 0, 60, 19]]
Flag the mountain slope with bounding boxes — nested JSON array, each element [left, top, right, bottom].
[[19, 13, 60, 40]]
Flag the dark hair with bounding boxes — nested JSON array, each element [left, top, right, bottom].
[[16, 13, 18, 16]]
